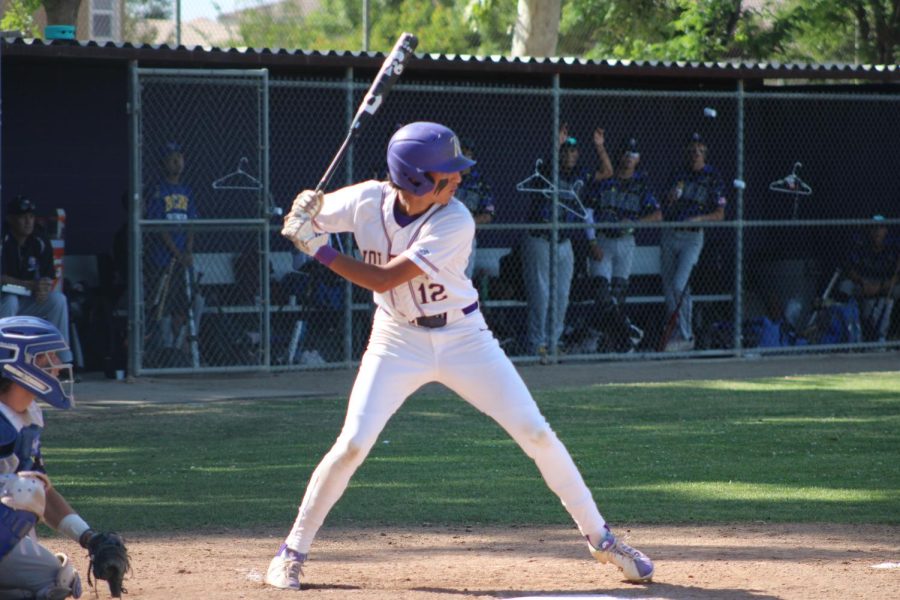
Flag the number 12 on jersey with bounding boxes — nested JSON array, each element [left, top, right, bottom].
[[416, 282, 447, 304]]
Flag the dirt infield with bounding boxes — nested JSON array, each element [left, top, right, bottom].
[[53, 523, 898, 600], [67, 353, 898, 599]]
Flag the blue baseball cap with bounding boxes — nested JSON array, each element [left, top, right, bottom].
[[162, 141, 182, 158]]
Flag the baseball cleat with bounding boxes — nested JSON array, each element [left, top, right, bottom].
[[588, 526, 654, 583], [265, 544, 306, 590]]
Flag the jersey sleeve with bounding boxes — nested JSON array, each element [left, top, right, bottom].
[[145, 185, 163, 219], [312, 181, 381, 235], [402, 209, 474, 278]]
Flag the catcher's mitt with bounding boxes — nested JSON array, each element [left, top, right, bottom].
[[84, 531, 131, 597]]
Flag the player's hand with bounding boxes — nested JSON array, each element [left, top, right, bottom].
[[287, 224, 329, 256], [282, 212, 312, 242], [558, 123, 570, 147], [34, 278, 52, 303], [282, 215, 330, 256], [291, 189, 323, 219], [593, 128, 605, 147], [591, 243, 604, 262]]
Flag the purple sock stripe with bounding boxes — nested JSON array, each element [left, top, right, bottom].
[[277, 543, 307, 562]]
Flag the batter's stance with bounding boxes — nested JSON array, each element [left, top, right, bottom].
[[267, 122, 654, 590]]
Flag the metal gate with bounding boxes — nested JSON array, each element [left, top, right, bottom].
[[129, 65, 272, 374]]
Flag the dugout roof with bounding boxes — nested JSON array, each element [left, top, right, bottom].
[[3, 37, 900, 88]]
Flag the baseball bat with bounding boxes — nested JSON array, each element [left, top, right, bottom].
[[315, 32, 418, 194]]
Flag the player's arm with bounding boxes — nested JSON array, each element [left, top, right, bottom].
[[43, 486, 78, 530], [593, 128, 613, 181], [690, 205, 724, 222], [318, 251, 424, 294]]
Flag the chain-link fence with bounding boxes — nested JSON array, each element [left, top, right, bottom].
[[130, 67, 900, 373]]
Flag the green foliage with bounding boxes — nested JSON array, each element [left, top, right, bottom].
[[228, 0, 490, 53], [125, 0, 172, 20], [774, 0, 899, 64], [1, 0, 42, 37], [122, 0, 173, 44], [207, 0, 900, 63], [40, 372, 900, 531]]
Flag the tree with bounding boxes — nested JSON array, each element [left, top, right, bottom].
[[775, 0, 900, 64], [1, 0, 42, 36], [208, 0, 900, 64], [511, 0, 561, 57], [126, 0, 172, 20], [42, 0, 81, 26], [229, 0, 483, 54], [123, 0, 174, 43]]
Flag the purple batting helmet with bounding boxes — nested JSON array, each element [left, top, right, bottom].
[[387, 122, 475, 195]]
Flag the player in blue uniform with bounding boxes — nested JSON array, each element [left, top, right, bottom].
[[589, 137, 661, 352], [0, 317, 116, 598], [523, 127, 605, 361], [144, 142, 203, 364], [839, 215, 900, 342], [455, 139, 496, 279], [660, 134, 726, 351]]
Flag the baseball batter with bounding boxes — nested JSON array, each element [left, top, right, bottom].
[[266, 122, 654, 590]]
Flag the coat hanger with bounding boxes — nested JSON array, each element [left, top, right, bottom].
[[769, 162, 812, 196], [515, 159, 589, 220], [212, 157, 263, 190], [516, 159, 557, 194]]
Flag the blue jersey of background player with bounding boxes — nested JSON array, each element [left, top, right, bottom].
[[659, 134, 727, 352], [455, 155, 496, 223], [664, 136, 726, 223], [145, 142, 198, 269], [526, 139, 593, 242], [593, 170, 659, 229]]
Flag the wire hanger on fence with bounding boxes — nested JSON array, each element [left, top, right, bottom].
[[769, 162, 812, 196], [516, 159, 557, 195], [212, 157, 263, 190], [515, 159, 589, 220]]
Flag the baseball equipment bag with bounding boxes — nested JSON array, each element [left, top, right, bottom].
[[84, 531, 131, 597]]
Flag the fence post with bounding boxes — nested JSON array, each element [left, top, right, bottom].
[[128, 60, 142, 376], [548, 74, 561, 361], [734, 79, 745, 356]]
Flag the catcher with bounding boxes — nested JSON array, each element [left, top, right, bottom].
[[0, 316, 130, 599]]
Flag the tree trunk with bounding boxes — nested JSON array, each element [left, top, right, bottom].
[[511, 0, 561, 58], [43, 0, 82, 25]]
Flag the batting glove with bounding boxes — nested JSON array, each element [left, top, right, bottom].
[[282, 215, 330, 256], [291, 189, 323, 219]]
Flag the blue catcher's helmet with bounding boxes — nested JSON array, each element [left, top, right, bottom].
[[0, 317, 73, 409], [387, 122, 476, 195]]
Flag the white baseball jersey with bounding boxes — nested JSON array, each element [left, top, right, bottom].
[[311, 180, 479, 320]]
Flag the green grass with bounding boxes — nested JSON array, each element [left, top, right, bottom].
[[41, 371, 900, 532]]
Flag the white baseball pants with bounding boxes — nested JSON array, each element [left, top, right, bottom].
[[284, 309, 606, 553]]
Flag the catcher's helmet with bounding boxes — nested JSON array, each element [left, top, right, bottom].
[[387, 122, 475, 195], [0, 316, 73, 409]]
